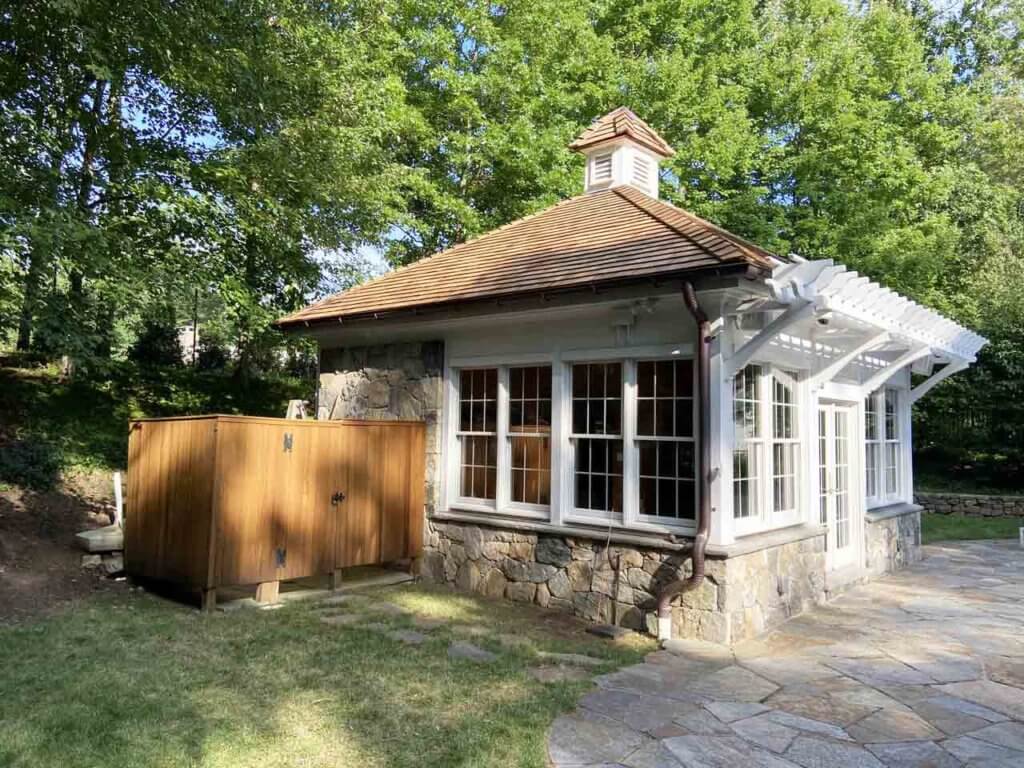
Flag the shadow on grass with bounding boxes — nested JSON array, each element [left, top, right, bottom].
[[0, 587, 638, 768]]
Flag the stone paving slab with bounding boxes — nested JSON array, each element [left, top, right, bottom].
[[548, 541, 1024, 768]]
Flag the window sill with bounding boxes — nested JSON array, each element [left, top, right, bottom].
[[865, 502, 922, 523], [706, 523, 827, 559], [432, 509, 692, 551]]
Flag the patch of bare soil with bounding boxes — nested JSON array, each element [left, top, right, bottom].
[[0, 470, 127, 625]]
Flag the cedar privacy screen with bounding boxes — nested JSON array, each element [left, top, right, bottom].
[[125, 415, 425, 607]]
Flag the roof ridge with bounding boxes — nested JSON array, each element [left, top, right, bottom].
[[613, 187, 776, 267], [277, 192, 596, 324]]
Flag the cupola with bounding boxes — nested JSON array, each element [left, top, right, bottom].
[[569, 107, 675, 199]]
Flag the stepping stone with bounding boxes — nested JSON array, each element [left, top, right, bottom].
[[587, 624, 630, 639], [760, 710, 852, 741], [846, 708, 942, 743], [388, 629, 428, 645], [729, 713, 799, 753], [358, 622, 391, 632], [320, 614, 362, 626], [662, 734, 793, 767], [784, 735, 884, 768], [935, 680, 1024, 719], [705, 701, 771, 723], [866, 740, 960, 768], [448, 641, 498, 663], [529, 665, 591, 683], [942, 735, 1024, 765], [689, 665, 779, 703], [971, 721, 1024, 752], [580, 689, 700, 733], [674, 709, 732, 735], [537, 651, 604, 667], [411, 616, 446, 631], [548, 709, 646, 766]]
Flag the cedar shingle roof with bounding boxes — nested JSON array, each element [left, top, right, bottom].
[[278, 185, 779, 327], [569, 107, 676, 158]]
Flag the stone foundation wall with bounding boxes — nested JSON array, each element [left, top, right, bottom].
[[318, 341, 444, 513], [421, 519, 827, 644], [865, 510, 921, 578], [916, 492, 1024, 518], [696, 535, 827, 645]]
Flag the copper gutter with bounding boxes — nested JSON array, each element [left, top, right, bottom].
[[654, 281, 711, 643]]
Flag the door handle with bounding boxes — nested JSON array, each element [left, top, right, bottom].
[[331, 491, 346, 506]]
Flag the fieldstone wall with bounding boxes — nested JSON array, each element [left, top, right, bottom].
[[318, 341, 444, 513], [692, 535, 827, 645], [916, 492, 1024, 518], [865, 509, 921, 578], [421, 520, 827, 644]]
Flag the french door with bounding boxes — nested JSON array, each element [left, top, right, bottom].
[[818, 403, 859, 571]]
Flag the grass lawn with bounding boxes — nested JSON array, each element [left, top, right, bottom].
[[921, 512, 1024, 544], [0, 583, 653, 768]]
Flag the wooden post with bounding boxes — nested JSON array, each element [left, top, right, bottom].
[[255, 580, 280, 604], [329, 569, 343, 591], [201, 588, 217, 613]]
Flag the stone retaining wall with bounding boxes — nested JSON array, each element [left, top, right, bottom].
[[915, 492, 1024, 518], [865, 509, 921, 578], [319, 341, 444, 513]]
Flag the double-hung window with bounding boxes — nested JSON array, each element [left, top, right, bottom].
[[457, 369, 498, 502], [864, 388, 902, 506], [732, 365, 801, 533], [571, 362, 623, 517], [509, 365, 552, 507], [636, 359, 696, 522], [448, 356, 698, 528], [772, 371, 799, 516], [732, 365, 763, 522]]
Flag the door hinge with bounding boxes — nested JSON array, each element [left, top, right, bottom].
[[283, 433, 294, 452], [275, 547, 287, 568]]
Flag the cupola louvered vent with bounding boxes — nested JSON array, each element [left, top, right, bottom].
[[591, 153, 613, 183], [633, 155, 651, 188]]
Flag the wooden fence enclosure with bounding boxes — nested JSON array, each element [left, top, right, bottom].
[[124, 415, 425, 609]]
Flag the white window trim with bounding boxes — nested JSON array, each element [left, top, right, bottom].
[[732, 364, 805, 537], [863, 387, 905, 509], [443, 349, 698, 535]]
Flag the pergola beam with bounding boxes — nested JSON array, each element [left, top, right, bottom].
[[808, 331, 889, 390], [859, 346, 932, 396], [724, 301, 817, 379], [909, 359, 969, 404]]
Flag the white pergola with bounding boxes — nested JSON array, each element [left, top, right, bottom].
[[725, 257, 987, 400]]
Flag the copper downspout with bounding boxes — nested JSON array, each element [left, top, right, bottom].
[[655, 282, 711, 643]]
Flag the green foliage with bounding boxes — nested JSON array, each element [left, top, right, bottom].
[[1, 0, 1023, 487], [0, 363, 310, 487], [127, 316, 183, 368]]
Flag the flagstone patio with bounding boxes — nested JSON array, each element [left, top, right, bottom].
[[548, 540, 1024, 767]]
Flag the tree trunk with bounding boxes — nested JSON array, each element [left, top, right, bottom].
[[16, 248, 46, 350]]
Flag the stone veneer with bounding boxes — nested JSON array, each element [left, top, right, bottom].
[[865, 508, 922, 578], [916, 491, 1024, 518], [319, 341, 444, 513], [420, 519, 828, 644]]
